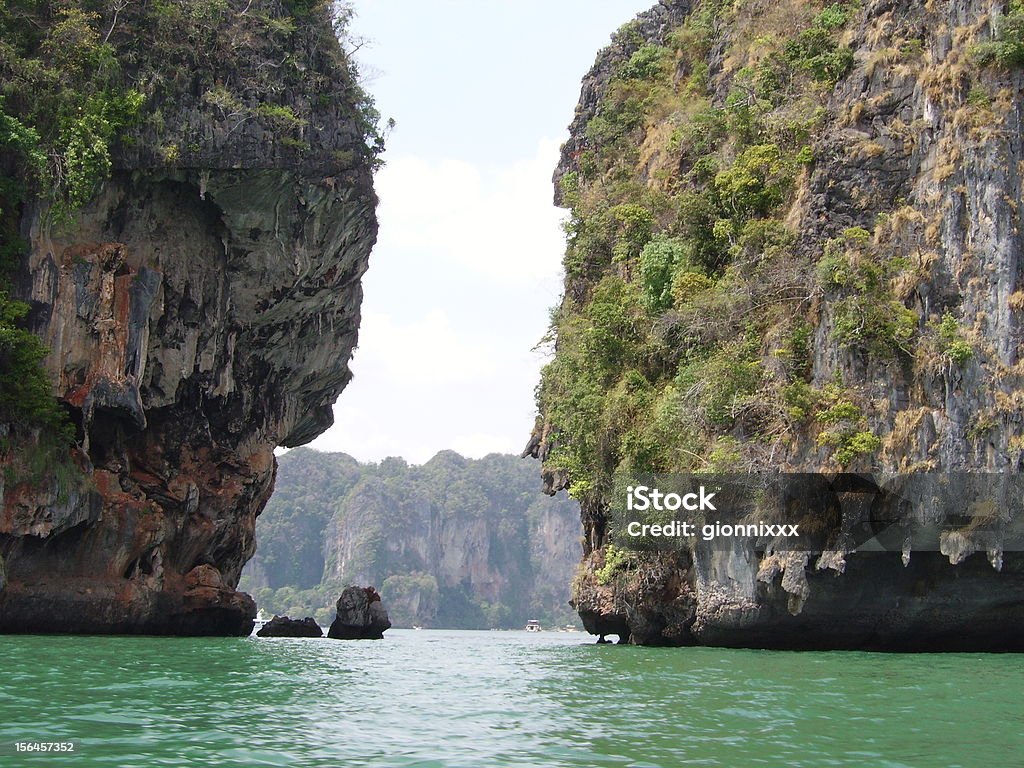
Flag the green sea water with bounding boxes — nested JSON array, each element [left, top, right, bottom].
[[1, 629, 1021, 767]]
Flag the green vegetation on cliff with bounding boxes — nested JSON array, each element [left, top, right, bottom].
[[537, 0, 935, 502], [0, 235, 70, 443], [531, 0, 1024, 645], [240, 449, 581, 628], [534, 0, 1024, 647], [0, 0, 385, 464], [0, 1, 383, 216], [0, 4, 141, 218]]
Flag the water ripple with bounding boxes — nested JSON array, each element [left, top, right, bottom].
[[1, 632, 1022, 766]]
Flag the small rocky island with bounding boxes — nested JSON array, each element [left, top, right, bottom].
[[257, 616, 323, 638], [254, 586, 391, 640], [328, 586, 392, 640]]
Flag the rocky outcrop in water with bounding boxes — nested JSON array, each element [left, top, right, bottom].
[[257, 615, 324, 638], [327, 585, 391, 640], [0, 2, 378, 635], [531, 0, 1024, 648]]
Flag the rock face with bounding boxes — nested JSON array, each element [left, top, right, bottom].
[[0, 3, 377, 635], [327, 586, 391, 640], [531, 0, 1024, 648], [257, 616, 323, 638]]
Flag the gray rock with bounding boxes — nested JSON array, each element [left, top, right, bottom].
[[327, 586, 391, 640], [256, 616, 323, 638]]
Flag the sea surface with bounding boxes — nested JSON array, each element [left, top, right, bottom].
[[1, 629, 1021, 767]]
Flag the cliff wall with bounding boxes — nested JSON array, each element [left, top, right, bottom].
[[0, 0, 378, 634], [529, 0, 1024, 647], [241, 449, 582, 629]]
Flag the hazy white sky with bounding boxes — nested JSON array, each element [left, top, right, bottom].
[[305, 1, 653, 463]]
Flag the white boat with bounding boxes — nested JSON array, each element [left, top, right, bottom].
[[525, 620, 542, 632], [252, 609, 269, 634]]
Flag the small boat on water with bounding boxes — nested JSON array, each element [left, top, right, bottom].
[[525, 620, 542, 632], [252, 609, 269, 635], [412, 625, 423, 630]]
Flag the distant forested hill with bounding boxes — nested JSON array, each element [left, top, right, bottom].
[[240, 449, 582, 628]]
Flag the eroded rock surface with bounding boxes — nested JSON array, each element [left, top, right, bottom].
[[0, 2, 377, 636], [532, 0, 1024, 649], [327, 586, 391, 640]]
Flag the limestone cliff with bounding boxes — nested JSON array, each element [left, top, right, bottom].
[[241, 449, 582, 629], [0, 1, 378, 635], [529, 0, 1024, 648]]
